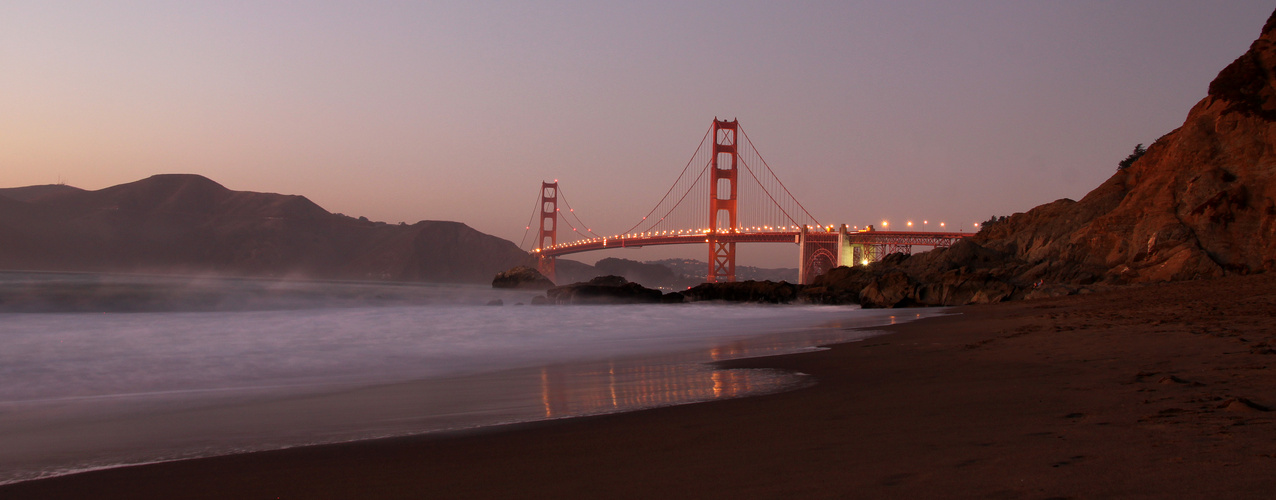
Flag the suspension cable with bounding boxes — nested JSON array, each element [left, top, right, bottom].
[[555, 185, 603, 238], [630, 159, 712, 235], [518, 189, 542, 251], [620, 123, 713, 235], [739, 125, 823, 227]]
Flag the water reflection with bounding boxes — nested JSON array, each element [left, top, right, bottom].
[[538, 363, 779, 419], [534, 324, 896, 419]]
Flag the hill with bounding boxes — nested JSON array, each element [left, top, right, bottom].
[[0, 174, 535, 283]]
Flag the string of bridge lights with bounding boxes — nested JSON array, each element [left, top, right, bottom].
[[533, 219, 984, 253]]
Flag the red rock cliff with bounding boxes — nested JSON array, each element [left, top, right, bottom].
[[978, 9, 1276, 283]]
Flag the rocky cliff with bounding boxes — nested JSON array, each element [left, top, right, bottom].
[[980, 9, 1276, 283], [816, 9, 1276, 307]]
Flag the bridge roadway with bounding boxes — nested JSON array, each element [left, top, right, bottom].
[[536, 230, 974, 258]]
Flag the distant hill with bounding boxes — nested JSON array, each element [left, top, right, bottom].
[[0, 174, 537, 283]]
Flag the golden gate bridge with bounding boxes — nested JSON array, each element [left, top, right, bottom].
[[520, 119, 972, 284]]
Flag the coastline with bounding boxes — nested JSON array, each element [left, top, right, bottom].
[[0, 303, 923, 487], [5, 274, 1276, 498]]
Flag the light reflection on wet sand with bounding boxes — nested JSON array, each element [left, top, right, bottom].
[[537, 360, 781, 420], [532, 315, 943, 419]]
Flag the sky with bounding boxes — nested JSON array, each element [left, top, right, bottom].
[[2, 1, 1273, 267]]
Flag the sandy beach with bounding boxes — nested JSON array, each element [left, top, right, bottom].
[[4, 273, 1276, 499]]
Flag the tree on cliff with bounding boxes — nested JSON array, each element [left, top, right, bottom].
[[1117, 143, 1146, 170]]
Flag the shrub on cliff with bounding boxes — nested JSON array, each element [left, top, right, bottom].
[[1117, 144, 1146, 170]]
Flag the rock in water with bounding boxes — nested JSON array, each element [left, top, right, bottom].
[[492, 266, 555, 290], [683, 280, 800, 304], [543, 276, 664, 304]]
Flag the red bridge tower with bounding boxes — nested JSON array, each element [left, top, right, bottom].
[[538, 181, 558, 282], [708, 119, 739, 283]]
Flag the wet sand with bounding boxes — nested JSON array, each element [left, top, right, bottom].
[[5, 274, 1276, 499]]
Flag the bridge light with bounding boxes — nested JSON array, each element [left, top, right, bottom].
[[940, 222, 945, 228], [861, 259, 869, 266], [882, 220, 889, 228]]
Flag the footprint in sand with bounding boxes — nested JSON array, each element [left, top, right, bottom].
[[1158, 375, 1204, 386], [1219, 397, 1272, 413]]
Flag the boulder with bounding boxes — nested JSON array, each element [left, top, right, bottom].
[[543, 276, 664, 304], [492, 266, 555, 290], [801, 266, 875, 304], [858, 270, 917, 309], [683, 280, 801, 303]]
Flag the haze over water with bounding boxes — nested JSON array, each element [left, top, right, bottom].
[[0, 273, 935, 485]]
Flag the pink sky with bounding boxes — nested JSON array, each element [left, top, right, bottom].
[[2, 1, 1271, 267]]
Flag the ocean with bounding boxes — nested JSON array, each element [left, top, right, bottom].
[[0, 272, 935, 485]]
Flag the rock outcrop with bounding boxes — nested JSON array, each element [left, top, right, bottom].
[[542, 276, 669, 304], [825, 9, 1276, 306], [801, 240, 1046, 308], [973, 10, 1276, 285], [594, 257, 684, 288], [683, 280, 801, 304], [491, 266, 555, 289]]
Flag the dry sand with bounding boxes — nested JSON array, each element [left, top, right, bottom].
[[3, 273, 1275, 499]]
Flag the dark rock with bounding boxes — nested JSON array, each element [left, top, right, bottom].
[[485, 299, 503, 306], [543, 276, 664, 304], [492, 266, 555, 290], [582, 275, 629, 287], [683, 280, 800, 303], [594, 257, 681, 288], [802, 266, 874, 304], [858, 270, 917, 308]]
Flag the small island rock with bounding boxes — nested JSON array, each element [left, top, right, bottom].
[[492, 266, 555, 290]]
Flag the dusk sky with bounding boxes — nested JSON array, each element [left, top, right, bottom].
[[3, 1, 1272, 267]]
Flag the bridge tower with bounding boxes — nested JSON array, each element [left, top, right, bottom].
[[708, 119, 739, 282], [538, 181, 558, 282]]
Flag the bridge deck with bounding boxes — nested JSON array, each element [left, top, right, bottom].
[[537, 231, 973, 258]]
